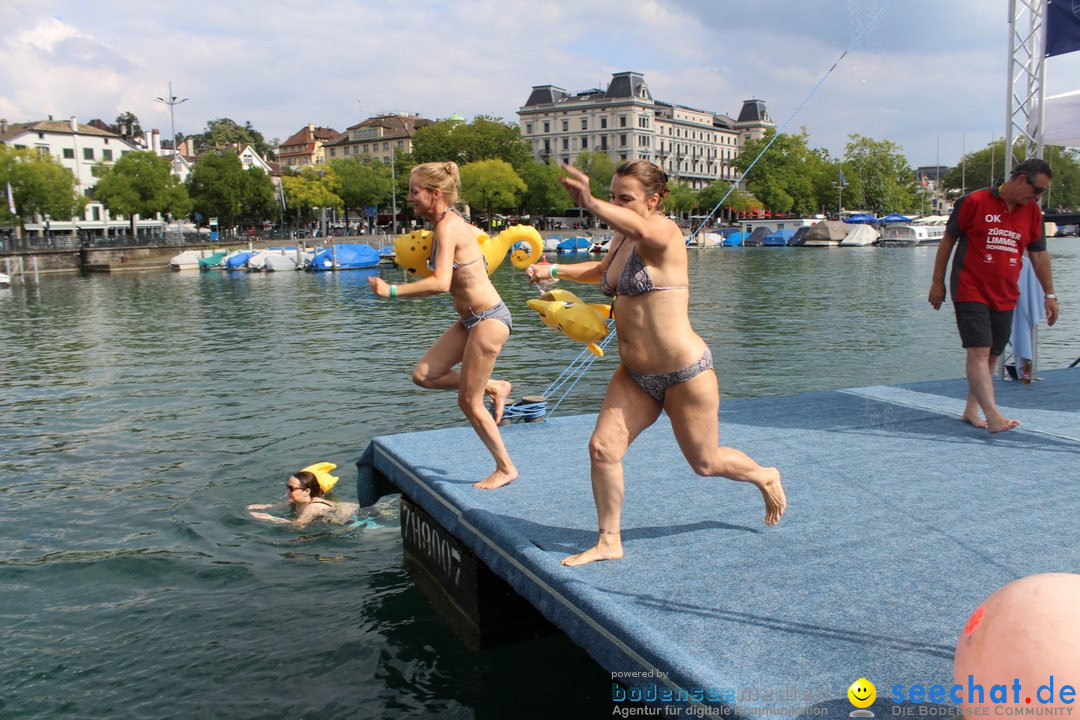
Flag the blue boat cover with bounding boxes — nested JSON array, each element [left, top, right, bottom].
[[224, 250, 255, 269], [763, 229, 795, 246], [310, 243, 380, 271], [722, 232, 746, 247], [557, 237, 590, 252]]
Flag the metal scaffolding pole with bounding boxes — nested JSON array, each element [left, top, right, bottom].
[[1004, 0, 1048, 177]]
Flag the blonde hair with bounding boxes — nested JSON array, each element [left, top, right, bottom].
[[411, 161, 461, 206]]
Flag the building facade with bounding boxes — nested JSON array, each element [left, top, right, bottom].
[[0, 116, 163, 238], [276, 124, 341, 168], [323, 113, 434, 165], [517, 71, 774, 190]]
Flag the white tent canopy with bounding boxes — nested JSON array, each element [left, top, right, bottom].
[[1044, 90, 1080, 147]]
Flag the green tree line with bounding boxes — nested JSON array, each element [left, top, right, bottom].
[[4, 113, 1079, 239]]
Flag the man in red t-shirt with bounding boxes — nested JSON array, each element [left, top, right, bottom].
[[929, 158, 1059, 433]]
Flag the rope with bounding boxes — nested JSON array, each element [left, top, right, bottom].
[[690, 0, 896, 237], [497, 319, 617, 422]]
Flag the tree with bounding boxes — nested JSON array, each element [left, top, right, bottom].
[[459, 159, 526, 230], [187, 152, 268, 235], [114, 111, 143, 142], [697, 180, 760, 220], [239, 167, 276, 225], [94, 151, 190, 239], [573, 151, 615, 200], [192, 118, 273, 158], [280, 166, 342, 227], [518, 159, 566, 217], [329, 157, 392, 229], [734, 128, 825, 216], [412, 116, 530, 169], [0, 145, 84, 235], [665, 181, 697, 219], [941, 142, 1080, 210], [843, 134, 919, 215]]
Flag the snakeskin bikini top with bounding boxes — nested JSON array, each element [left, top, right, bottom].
[[600, 238, 688, 298]]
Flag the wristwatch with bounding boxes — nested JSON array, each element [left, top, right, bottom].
[[1045, 293, 1058, 300]]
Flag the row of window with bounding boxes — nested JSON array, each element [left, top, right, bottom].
[[537, 136, 737, 160], [525, 117, 737, 145], [16, 144, 121, 162], [326, 139, 406, 159]]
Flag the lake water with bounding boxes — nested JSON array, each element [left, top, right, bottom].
[[2, 240, 1078, 719]]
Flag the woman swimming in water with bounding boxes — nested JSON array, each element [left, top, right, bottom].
[[248, 470, 345, 528]]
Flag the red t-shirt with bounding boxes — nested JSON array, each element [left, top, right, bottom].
[[946, 186, 1046, 311]]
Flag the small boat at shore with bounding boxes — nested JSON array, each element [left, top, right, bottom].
[[309, 243, 380, 271], [170, 249, 226, 271], [879, 223, 945, 247], [802, 220, 848, 247]]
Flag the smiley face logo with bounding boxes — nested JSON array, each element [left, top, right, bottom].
[[848, 678, 876, 709]]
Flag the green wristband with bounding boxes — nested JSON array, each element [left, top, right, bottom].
[[550, 264, 558, 279], [390, 284, 397, 298]]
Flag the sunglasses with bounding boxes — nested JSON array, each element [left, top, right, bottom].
[[1023, 174, 1048, 195], [286, 484, 307, 493]]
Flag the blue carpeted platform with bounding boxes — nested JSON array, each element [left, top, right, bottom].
[[358, 369, 1080, 715]]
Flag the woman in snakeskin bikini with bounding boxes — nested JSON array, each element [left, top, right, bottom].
[[528, 161, 786, 566]]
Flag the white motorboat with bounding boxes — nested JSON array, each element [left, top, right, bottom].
[[0, 272, 10, 286], [879, 223, 945, 247]]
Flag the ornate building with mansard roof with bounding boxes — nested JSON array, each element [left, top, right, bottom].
[[518, 71, 773, 190]]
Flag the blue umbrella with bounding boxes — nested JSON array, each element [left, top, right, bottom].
[[879, 212, 912, 223], [843, 213, 878, 224]]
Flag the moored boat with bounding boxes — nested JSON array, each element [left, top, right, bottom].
[[839, 224, 880, 246], [802, 220, 848, 247], [879, 223, 945, 246], [170, 248, 227, 271], [309, 243, 380, 271]]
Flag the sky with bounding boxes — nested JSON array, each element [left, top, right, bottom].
[[2, 0, 1078, 169]]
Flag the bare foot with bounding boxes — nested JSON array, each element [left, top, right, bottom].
[[755, 468, 786, 527], [487, 380, 513, 424], [473, 468, 518, 490], [987, 417, 1020, 434], [961, 413, 988, 429], [562, 533, 623, 566]]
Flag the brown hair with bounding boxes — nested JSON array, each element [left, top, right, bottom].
[[290, 470, 324, 498], [615, 160, 670, 208], [411, 161, 461, 206]]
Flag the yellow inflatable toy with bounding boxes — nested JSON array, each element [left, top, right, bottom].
[[526, 289, 613, 357], [300, 462, 339, 493], [392, 224, 543, 278]]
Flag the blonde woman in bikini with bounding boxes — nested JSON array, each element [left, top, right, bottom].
[[369, 161, 517, 490], [528, 161, 786, 566]]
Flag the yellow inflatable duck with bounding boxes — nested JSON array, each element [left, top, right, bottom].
[[300, 462, 339, 493], [526, 289, 613, 357], [392, 224, 543, 278]]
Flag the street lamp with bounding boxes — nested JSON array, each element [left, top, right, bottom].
[[390, 145, 397, 236], [155, 81, 188, 177]]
